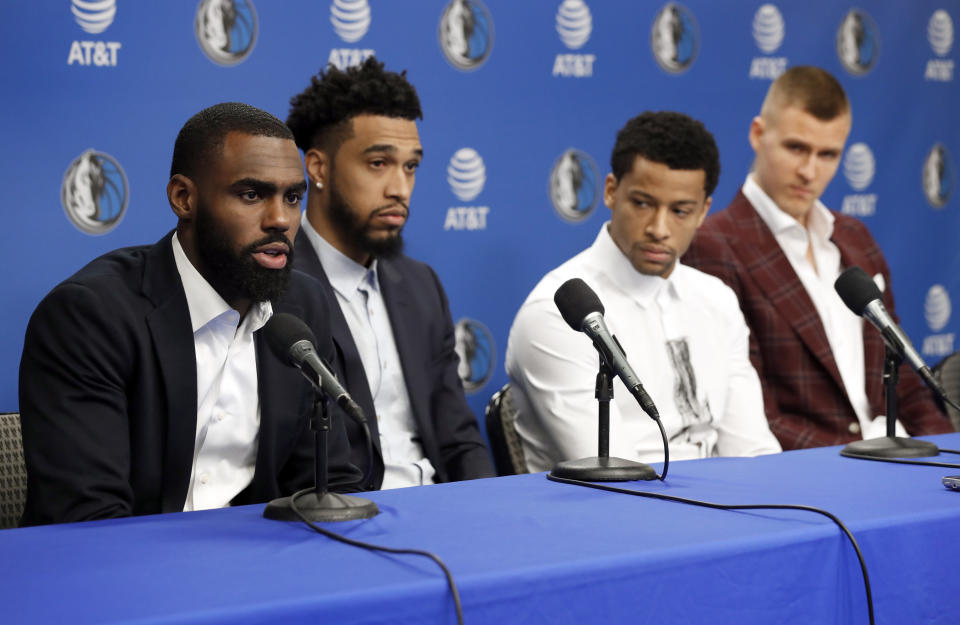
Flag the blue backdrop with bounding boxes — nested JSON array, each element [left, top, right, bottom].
[[1, 0, 958, 424]]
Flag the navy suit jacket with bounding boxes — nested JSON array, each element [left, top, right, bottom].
[[294, 229, 494, 489], [684, 191, 952, 449], [19, 232, 359, 525]]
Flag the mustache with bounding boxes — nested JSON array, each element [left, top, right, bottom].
[[243, 233, 294, 257]]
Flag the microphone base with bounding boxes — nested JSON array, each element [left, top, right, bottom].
[[840, 436, 940, 459], [263, 491, 379, 523], [550, 456, 657, 482]]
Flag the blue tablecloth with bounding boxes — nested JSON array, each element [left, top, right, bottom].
[[3, 434, 960, 625]]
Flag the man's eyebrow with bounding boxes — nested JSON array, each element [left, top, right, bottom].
[[363, 144, 424, 159], [229, 178, 278, 194], [286, 180, 308, 195]]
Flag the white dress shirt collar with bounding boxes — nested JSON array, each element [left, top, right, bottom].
[[744, 173, 835, 242], [171, 232, 273, 332], [301, 212, 380, 298], [594, 222, 680, 308]]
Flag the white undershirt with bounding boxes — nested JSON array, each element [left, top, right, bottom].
[[743, 175, 904, 439], [172, 233, 271, 511], [301, 216, 435, 489]]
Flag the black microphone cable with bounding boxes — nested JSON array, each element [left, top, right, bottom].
[[546, 474, 875, 625], [289, 490, 465, 625]]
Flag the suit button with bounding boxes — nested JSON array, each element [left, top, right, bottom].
[[848, 422, 861, 434]]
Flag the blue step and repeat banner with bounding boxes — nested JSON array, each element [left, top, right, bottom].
[[1, 1, 958, 423]]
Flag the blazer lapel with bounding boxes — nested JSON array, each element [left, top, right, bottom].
[[293, 230, 382, 449], [141, 233, 198, 513], [378, 259, 430, 438], [726, 193, 848, 393], [832, 221, 886, 411]]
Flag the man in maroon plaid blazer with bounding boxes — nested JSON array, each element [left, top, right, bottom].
[[684, 66, 952, 450]]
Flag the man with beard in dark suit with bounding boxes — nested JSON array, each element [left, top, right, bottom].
[[19, 102, 358, 525]]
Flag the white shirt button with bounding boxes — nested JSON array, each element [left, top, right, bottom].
[[848, 422, 861, 434], [199, 473, 209, 485]]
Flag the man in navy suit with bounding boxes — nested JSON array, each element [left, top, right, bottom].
[[287, 57, 494, 489], [19, 103, 359, 525]]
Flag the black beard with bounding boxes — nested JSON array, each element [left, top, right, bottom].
[[194, 204, 294, 306], [327, 184, 405, 260]]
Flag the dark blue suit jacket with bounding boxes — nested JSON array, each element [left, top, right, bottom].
[[18, 232, 359, 525], [294, 229, 493, 489]]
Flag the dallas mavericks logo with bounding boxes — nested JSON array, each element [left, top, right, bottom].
[[194, 0, 258, 66], [556, 0, 592, 50], [923, 144, 953, 208], [929, 10, 954, 57], [61, 150, 128, 235], [925, 285, 951, 332], [331, 0, 371, 43], [72, 0, 116, 34], [549, 149, 599, 222], [651, 3, 699, 74], [438, 0, 494, 71], [837, 9, 879, 75], [448, 148, 486, 201], [752, 4, 784, 54], [454, 318, 495, 393], [843, 143, 875, 191]]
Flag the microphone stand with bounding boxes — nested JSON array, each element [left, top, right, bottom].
[[840, 345, 940, 459], [264, 390, 379, 522], [550, 355, 657, 481]]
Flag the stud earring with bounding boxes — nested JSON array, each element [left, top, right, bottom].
[[315, 180, 324, 190]]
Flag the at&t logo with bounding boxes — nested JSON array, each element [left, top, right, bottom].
[[445, 148, 489, 231], [67, 0, 121, 67], [549, 149, 599, 222], [922, 284, 954, 357], [195, 0, 258, 67], [748, 4, 787, 80], [836, 9, 878, 76], [61, 150, 129, 235], [553, 0, 595, 78], [925, 10, 954, 82], [328, 0, 375, 70], [651, 3, 699, 74], [454, 318, 496, 393], [923, 144, 954, 209], [841, 142, 877, 217], [439, 0, 494, 72]]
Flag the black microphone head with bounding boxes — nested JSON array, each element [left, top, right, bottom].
[[554, 278, 605, 331], [834, 266, 882, 315], [263, 312, 317, 366]]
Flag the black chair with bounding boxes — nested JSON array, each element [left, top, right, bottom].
[[933, 351, 960, 431], [0, 412, 26, 529], [484, 384, 529, 476]]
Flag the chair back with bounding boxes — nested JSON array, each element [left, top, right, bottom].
[[0, 412, 26, 529], [933, 352, 960, 431], [485, 384, 529, 476]]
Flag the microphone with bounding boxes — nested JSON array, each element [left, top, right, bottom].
[[263, 312, 367, 425], [554, 278, 660, 420], [834, 267, 942, 392]]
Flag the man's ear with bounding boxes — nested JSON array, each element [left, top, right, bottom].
[[748, 115, 765, 152], [304, 148, 330, 190], [167, 174, 197, 221], [603, 172, 618, 210], [696, 196, 712, 227]]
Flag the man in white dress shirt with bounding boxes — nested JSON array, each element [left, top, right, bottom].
[[507, 111, 781, 472]]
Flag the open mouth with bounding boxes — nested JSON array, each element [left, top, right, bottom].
[[252, 244, 289, 269]]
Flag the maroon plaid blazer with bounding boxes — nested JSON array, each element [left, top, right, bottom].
[[684, 190, 952, 450]]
